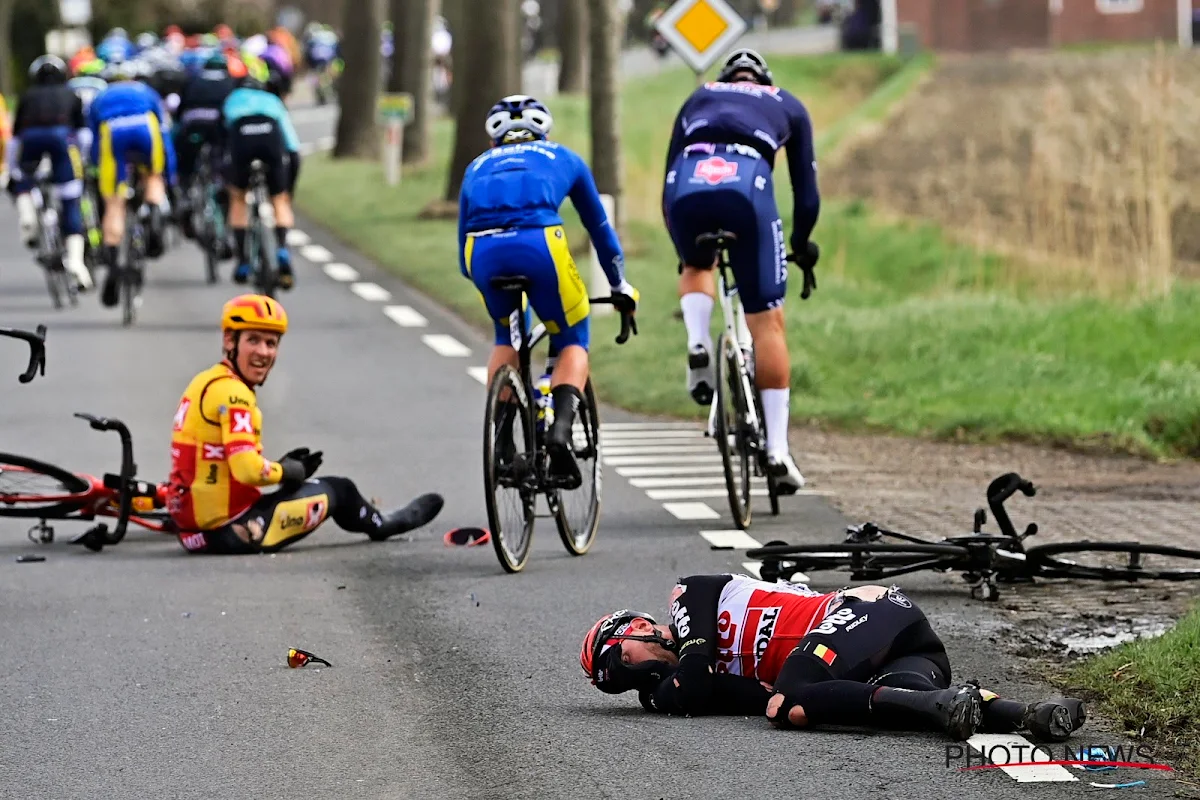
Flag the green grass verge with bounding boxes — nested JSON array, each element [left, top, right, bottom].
[[296, 52, 1200, 458], [1057, 606, 1200, 781]]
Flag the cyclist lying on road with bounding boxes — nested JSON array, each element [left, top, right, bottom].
[[165, 293, 444, 554], [582, 573, 1085, 742]]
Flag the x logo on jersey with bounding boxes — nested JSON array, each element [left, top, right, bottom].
[[229, 409, 254, 434]]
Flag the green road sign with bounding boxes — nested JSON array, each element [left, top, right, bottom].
[[377, 92, 414, 125]]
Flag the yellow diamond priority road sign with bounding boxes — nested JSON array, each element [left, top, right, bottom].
[[654, 0, 748, 74]]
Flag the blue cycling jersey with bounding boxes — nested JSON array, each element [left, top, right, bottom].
[[89, 81, 167, 128], [665, 81, 820, 243], [458, 140, 625, 286], [223, 88, 300, 152], [97, 37, 136, 64]]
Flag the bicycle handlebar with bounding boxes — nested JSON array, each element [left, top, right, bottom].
[[589, 296, 638, 345], [986, 472, 1037, 540], [74, 412, 137, 544], [0, 325, 47, 383]]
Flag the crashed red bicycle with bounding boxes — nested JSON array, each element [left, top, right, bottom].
[[0, 413, 169, 551]]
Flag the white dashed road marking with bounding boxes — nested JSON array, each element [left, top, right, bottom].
[[616, 464, 727, 477], [286, 230, 311, 246], [603, 445, 716, 456], [467, 366, 489, 385], [604, 455, 725, 466], [323, 263, 360, 282], [422, 334, 472, 358], [301, 244, 333, 263], [647, 488, 773, 501], [966, 734, 1077, 783], [383, 305, 429, 327], [630, 476, 749, 488], [700, 530, 761, 550], [662, 502, 721, 521], [350, 282, 392, 302]]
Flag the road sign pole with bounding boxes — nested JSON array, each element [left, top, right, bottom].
[[385, 119, 403, 186]]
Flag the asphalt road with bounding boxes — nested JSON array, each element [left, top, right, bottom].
[[0, 114, 1178, 799]]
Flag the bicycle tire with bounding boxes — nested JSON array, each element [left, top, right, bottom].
[[553, 378, 601, 557], [1026, 541, 1200, 581], [484, 365, 536, 573], [0, 453, 92, 517], [714, 331, 752, 529]]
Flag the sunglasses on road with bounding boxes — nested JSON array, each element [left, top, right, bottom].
[[287, 647, 332, 668]]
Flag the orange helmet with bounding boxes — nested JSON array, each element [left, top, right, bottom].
[[221, 294, 288, 335]]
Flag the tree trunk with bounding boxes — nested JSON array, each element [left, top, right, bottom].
[[386, 0, 405, 92], [587, 0, 622, 233], [0, 0, 16, 99], [557, 0, 587, 94], [392, 0, 437, 162], [774, 0, 800, 26], [442, 0, 520, 202], [333, 0, 383, 158]]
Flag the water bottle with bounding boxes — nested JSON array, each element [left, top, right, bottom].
[[534, 373, 554, 433]]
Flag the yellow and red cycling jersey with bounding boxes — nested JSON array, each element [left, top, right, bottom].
[[168, 361, 284, 531]]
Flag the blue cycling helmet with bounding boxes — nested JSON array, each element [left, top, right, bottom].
[[484, 95, 553, 145]]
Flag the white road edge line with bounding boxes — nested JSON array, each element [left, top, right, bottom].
[[662, 502, 720, 520], [422, 334, 472, 358], [383, 305, 429, 327], [323, 263, 360, 282], [351, 282, 393, 302]]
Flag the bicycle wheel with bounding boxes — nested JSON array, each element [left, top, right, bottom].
[[553, 378, 601, 556], [1027, 542, 1200, 581], [0, 453, 91, 516], [748, 541, 969, 582], [714, 331, 752, 529], [484, 365, 536, 573], [121, 248, 139, 327]]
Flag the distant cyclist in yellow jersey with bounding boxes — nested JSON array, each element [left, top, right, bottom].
[[167, 293, 444, 554]]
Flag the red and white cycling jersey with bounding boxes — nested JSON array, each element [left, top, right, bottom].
[[707, 575, 840, 684]]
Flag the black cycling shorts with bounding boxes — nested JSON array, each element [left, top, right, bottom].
[[225, 114, 289, 195], [175, 119, 224, 184], [176, 478, 339, 555], [773, 587, 951, 695]]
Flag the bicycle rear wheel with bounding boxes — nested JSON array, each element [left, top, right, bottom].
[[553, 378, 601, 556], [0, 453, 91, 517], [1027, 542, 1200, 581], [748, 541, 969, 582], [714, 331, 752, 529], [484, 365, 536, 573]]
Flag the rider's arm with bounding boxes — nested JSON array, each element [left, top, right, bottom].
[[207, 379, 284, 486], [272, 95, 301, 153], [456, 178, 471, 279], [71, 94, 92, 160], [645, 672, 772, 716], [566, 152, 624, 287], [783, 93, 820, 245]]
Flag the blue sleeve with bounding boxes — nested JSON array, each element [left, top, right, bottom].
[[457, 170, 471, 279], [662, 97, 690, 224], [783, 93, 820, 244], [273, 96, 300, 152], [567, 151, 624, 286]]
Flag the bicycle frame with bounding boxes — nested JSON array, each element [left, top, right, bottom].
[[705, 243, 762, 439]]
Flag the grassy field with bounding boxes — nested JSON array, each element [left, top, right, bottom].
[[1058, 605, 1200, 781], [296, 52, 1200, 458]]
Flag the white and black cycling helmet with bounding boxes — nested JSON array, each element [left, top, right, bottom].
[[484, 94, 553, 145], [716, 47, 773, 86], [29, 55, 68, 85]]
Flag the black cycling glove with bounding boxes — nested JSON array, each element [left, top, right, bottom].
[[279, 448, 323, 483], [790, 239, 820, 300]]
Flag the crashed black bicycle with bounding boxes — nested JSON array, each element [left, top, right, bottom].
[[748, 472, 1200, 601]]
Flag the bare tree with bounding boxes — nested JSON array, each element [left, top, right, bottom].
[[333, 0, 383, 158], [587, 0, 622, 232], [387, 0, 437, 163], [441, 0, 520, 203], [0, 0, 17, 99], [557, 0, 587, 94]]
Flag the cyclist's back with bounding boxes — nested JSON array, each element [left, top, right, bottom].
[[223, 85, 298, 151]]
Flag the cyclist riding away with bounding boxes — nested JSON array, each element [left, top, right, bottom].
[[663, 49, 820, 493], [89, 59, 176, 306], [458, 95, 638, 488], [9, 55, 94, 291], [582, 573, 1086, 742], [174, 52, 236, 241], [222, 67, 301, 289], [167, 294, 445, 554]]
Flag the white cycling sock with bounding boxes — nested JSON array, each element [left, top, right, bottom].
[[761, 388, 791, 459], [680, 292, 714, 352]]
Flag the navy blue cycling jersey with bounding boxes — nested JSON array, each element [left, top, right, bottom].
[[664, 81, 819, 243], [458, 140, 625, 286]]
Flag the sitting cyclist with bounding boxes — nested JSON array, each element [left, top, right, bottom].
[[89, 59, 177, 307], [663, 49, 821, 493], [166, 294, 445, 555], [222, 66, 301, 289], [174, 51, 236, 242], [457, 95, 638, 488], [9, 55, 94, 291], [582, 573, 1086, 742]]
